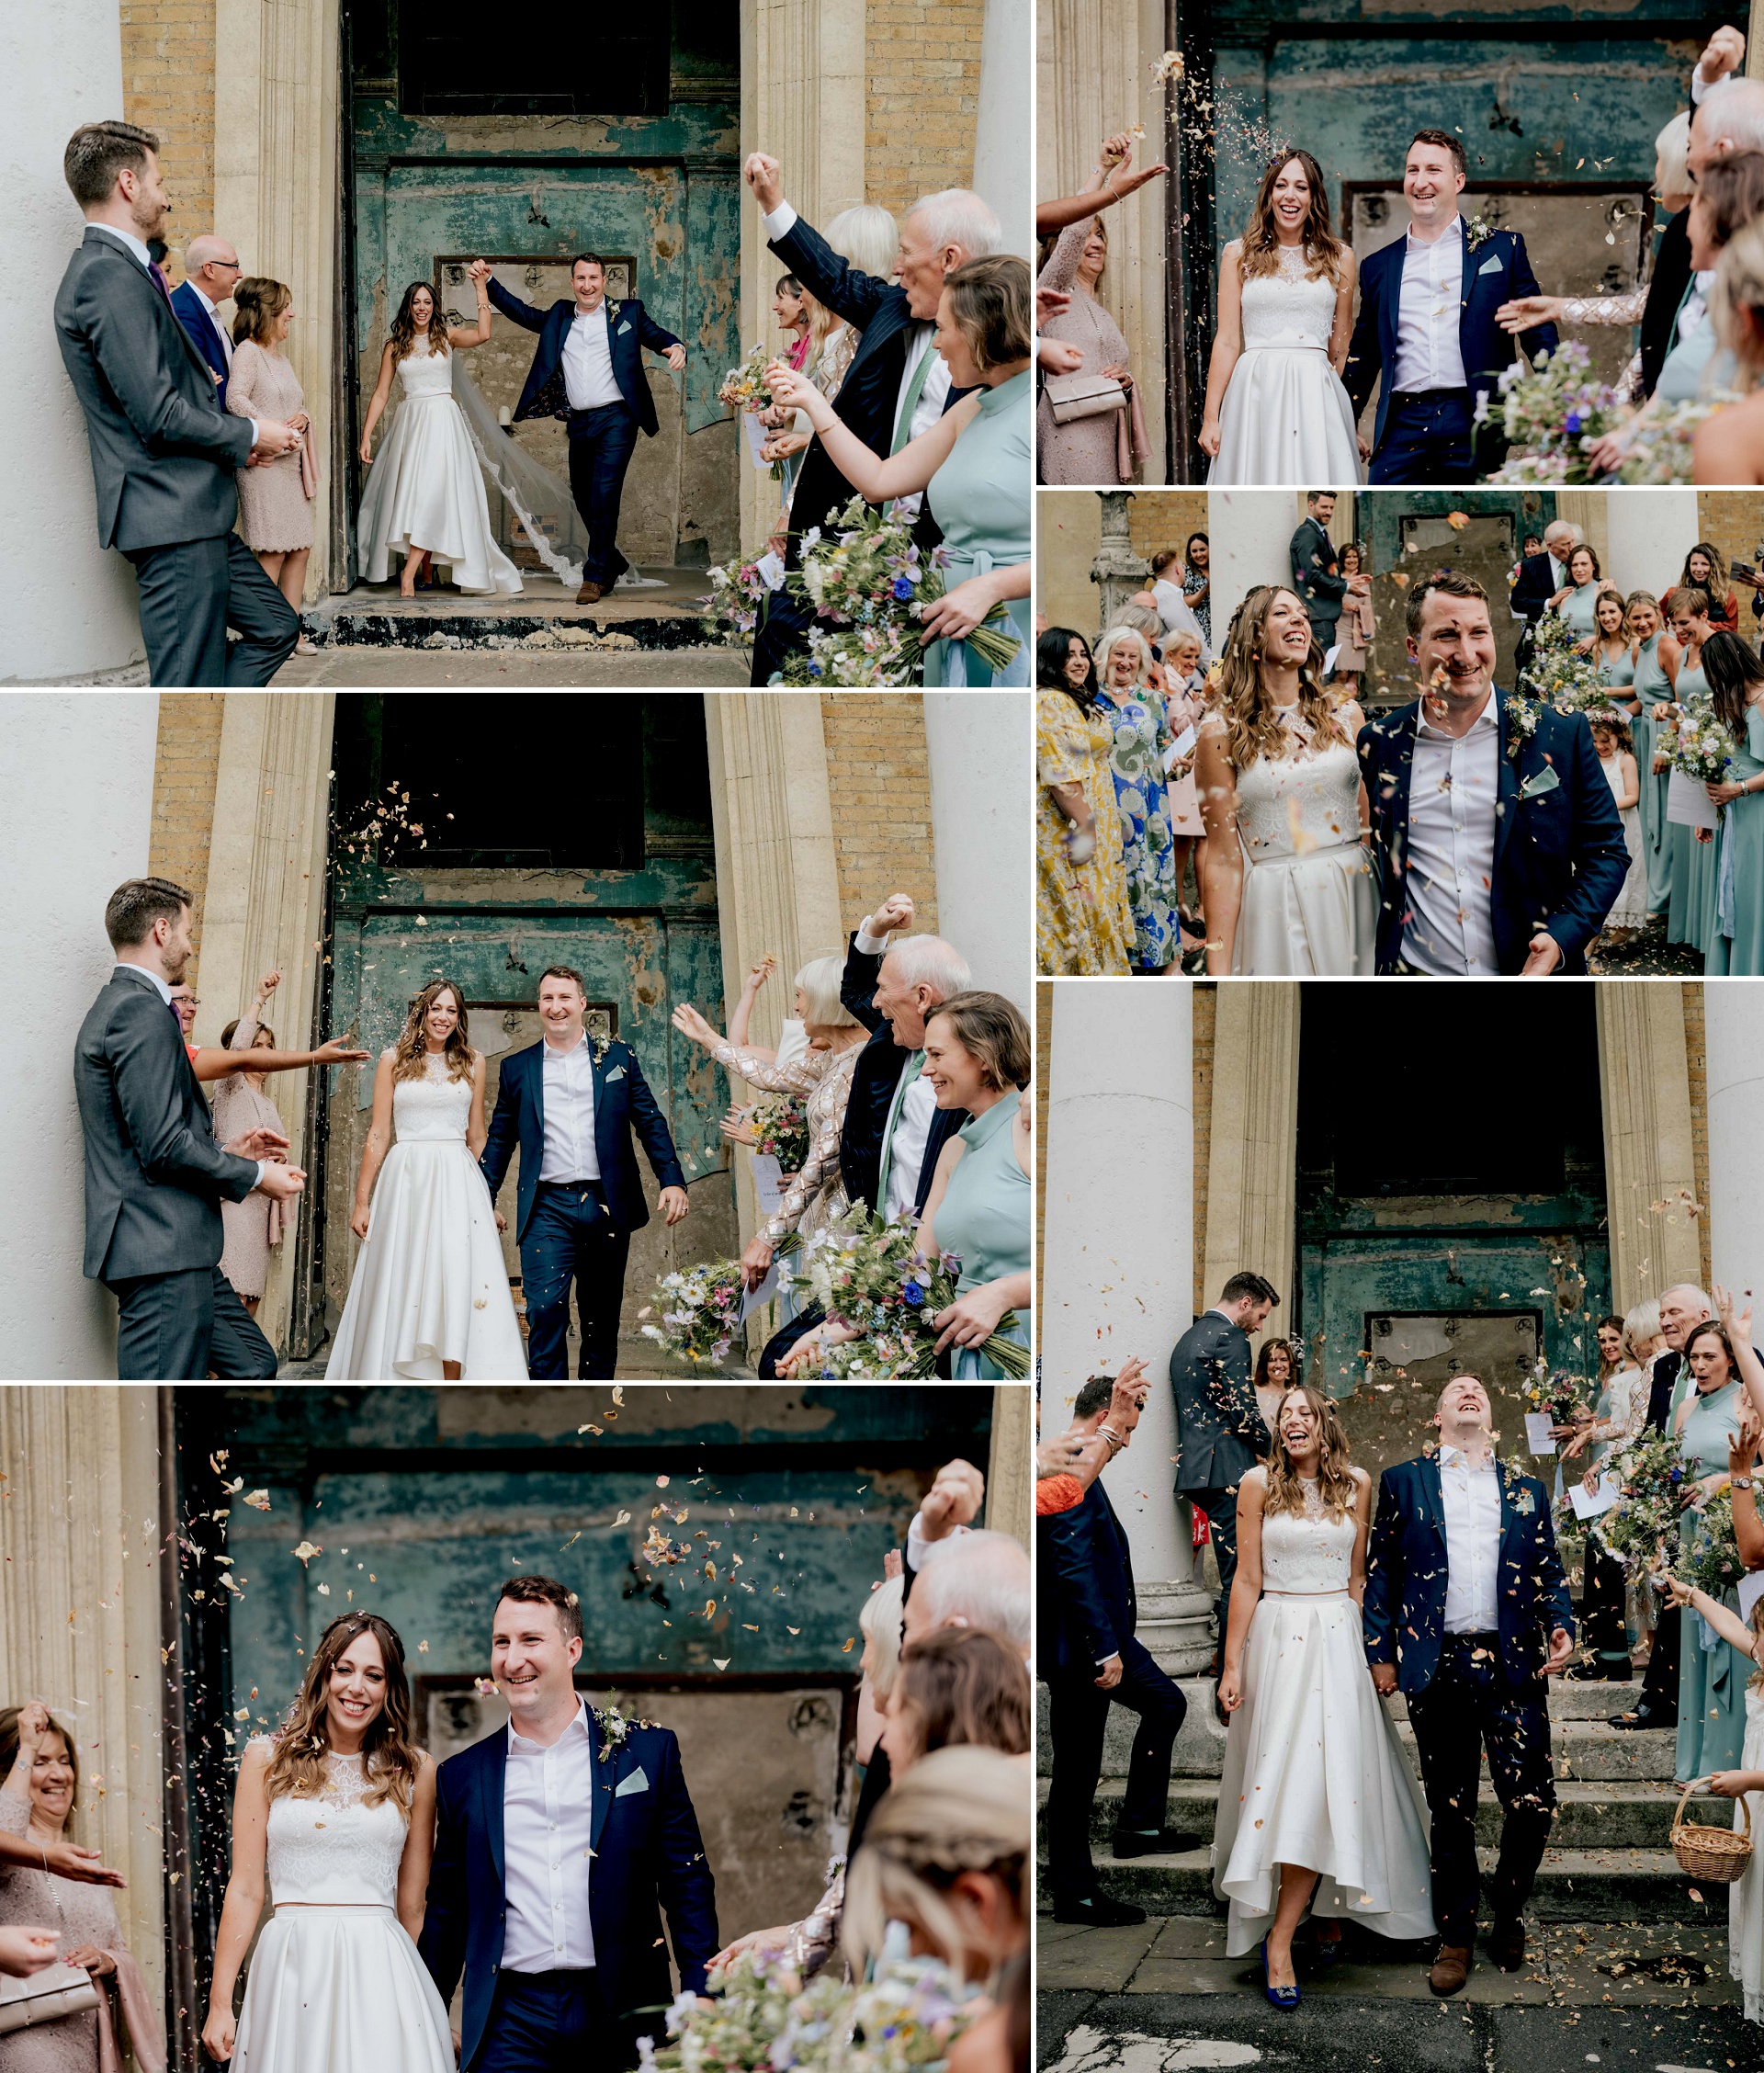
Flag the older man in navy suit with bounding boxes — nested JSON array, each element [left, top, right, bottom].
[[168, 235, 243, 401], [477, 255, 685, 605], [480, 967, 689, 1379]]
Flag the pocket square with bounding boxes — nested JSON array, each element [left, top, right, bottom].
[[617, 321, 632, 335], [605, 1064, 626, 1082], [1519, 765, 1561, 800], [1477, 255, 1503, 277], [615, 1768, 649, 1797]]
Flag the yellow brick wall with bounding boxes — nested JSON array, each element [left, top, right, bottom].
[[1690, 493, 1764, 618], [1128, 493, 1211, 568], [818, 692, 938, 933], [148, 693, 226, 971], [120, 0, 216, 282], [1192, 980, 1215, 1319], [1683, 980, 1713, 1296], [865, 0, 986, 221]]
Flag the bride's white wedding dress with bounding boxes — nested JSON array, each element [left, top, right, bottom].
[[324, 1054, 527, 1379], [1209, 248, 1363, 485], [232, 1753, 454, 2073], [1228, 711, 1376, 974], [357, 342, 523, 596], [1212, 1479, 1436, 1955]]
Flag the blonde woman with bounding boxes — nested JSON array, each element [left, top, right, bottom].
[[1195, 584, 1374, 975], [1214, 1388, 1434, 2002], [201, 1612, 452, 2073], [325, 980, 525, 1380]]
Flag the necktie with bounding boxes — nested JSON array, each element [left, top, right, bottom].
[[875, 1051, 924, 1215], [891, 338, 935, 455]]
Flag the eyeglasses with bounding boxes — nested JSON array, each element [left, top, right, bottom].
[[208, 259, 243, 273]]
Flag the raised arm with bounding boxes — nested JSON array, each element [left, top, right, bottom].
[[484, 275, 548, 334], [672, 1003, 818, 1094], [200, 1740, 271, 2064], [447, 265, 495, 349], [1035, 135, 1168, 238], [766, 359, 979, 503], [1038, 215, 1093, 300]]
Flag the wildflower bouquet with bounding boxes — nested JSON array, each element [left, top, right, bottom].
[[1676, 1490, 1744, 1601], [800, 1208, 1031, 1377], [702, 559, 774, 647], [637, 1260, 746, 1365], [1600, 1427, 1692, 1579], [749, 1090, 810, 1173], [1486, 345, 1622, 484], [1523, 1363, 1586, 1427], [1673, 698, 1736, 810], [1518, 611, 1612, 717], [1612, 396, 1736, 485], [717, 342, 777, 413]]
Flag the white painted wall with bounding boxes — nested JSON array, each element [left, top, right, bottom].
[[924, 691, 1031, 1008], [1705, 984, 1764, 1302], [1604, 490, 1701, 598], [1206, 489, 1299, 638], [2, 6, 145, 683], [973, 0, 1031, 254], [0, 694, 159, 1376]]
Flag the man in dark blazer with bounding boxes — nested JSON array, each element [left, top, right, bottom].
[[1289, 492, 1349, 649], [74, 877, 305, 1379], [54, 121, 302, 685], [1364, 1376, 1575, 1994], [421, 1573, 718, 2073], [1357, 571, 1630, 974], [479, 255, 685, 605], [742, 152, 999, 685], [1040, 1369, 1201, 1927], [1508, 518, 1579, 671], [1170, 1272, 1279, 1706], [167, 235, 243, 402], [481, 968, 690, 1380]]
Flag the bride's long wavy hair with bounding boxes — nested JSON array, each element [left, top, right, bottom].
[[1262, 1385, 1358, 1521], [1216, 585, 1348, 772], [390, 979, 475, 1085], [1238, 150, 1348, 288], [389, 279, 448, 365], [263, 1611, 418, 1817]]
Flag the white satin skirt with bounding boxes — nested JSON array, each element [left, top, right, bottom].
[[357, 393, 523, 596], [232, 1906, 456, 2073], [1212, 1592, 1436, 1955], [1232, 840, 1376, 975], [1207, 346, 1364, 487], [324, 1139, 528, 1379]]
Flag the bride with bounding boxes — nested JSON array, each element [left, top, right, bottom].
[[201, 1611, 453, 2071], [1200, 151, 1363, 485], [325, 980, 527, 1380], [1214, 1387, 1435, 2003], [1195, 583, 1376, 973], [357, 272, 522, 599]]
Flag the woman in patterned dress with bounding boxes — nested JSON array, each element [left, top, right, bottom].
[[1036, 629, 1132, 974], [1094, 627, 1178, 973]]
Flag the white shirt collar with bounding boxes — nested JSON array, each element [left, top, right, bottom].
[[1439, 1442, 1495, 1472], [1406, 213, 1463, 252], [1416, 682, 1498, 741], [506, 1695, 591, 1751], [88, 221, 153, 271], [190, 281, 219, 316], [115, 960, 174, 1005], [543, 1031, 591, 1061]]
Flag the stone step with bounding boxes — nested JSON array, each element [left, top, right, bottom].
[[306, 572, 717, 654]]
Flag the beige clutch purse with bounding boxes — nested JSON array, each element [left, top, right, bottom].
[[1043, 371, 1127, 423]]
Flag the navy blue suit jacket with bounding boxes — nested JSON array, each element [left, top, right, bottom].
[[836, 934, 966, 1218], [1510, 550, 1563, 625], [419, 1716, 718, 2072], [1038, 1478, 1137, 1675], [1356, 690, 1631, 974], [1363, 1453, 1575, 1697], [169, 279, 230, 402], [1344, 223, 1557, 452], [485, 282, 680, 437], [481, 1037, 686, 1242]]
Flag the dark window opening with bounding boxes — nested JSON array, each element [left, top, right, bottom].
[[396, 1, 670, 116]]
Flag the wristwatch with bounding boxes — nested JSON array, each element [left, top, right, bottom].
[[1734, 1476, 1755, 1490]]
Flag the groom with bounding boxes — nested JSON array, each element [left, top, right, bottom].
[[421, 1573, 718, 2073], [481, 968, 690, 1379], [478, 255, 686, 604], [1356, 572, 1630, 974], [1364, 1376, 1575, 1996], [1344, 130, 1557, 483]]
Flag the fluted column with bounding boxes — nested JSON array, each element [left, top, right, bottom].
[[1042, 981, 1213, 1673], [1207, 488, 1294, 636], [1596, 983, 1702, 1308], [0, 1390, 164, 2004], [1705, 982, 1764, 1299], [1201, 982, 1300, 1329], [986, 1384, 1033, 1548], [1091, 490, 1146, 634]]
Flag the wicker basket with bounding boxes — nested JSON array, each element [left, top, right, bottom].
[[1669, 1779, 1754, 1884]]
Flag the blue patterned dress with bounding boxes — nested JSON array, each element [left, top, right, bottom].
[[1101, 687, 1178, 970]]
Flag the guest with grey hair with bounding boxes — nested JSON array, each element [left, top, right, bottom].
[[170, 232, 244, 402]]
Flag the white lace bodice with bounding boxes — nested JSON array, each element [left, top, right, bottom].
[[265, 1752, 409, 1906], [1260, 1479, 1355, 1593], [391, 1053, 473, 1142], [1238, 247, 1339, 353], [396, 343, 456, 402], [1234, 713, 1363, 862]]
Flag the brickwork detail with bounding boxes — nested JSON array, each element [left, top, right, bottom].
[[120, 0, 217, 281], [1129, 493, 1211, 567], [818, 693, 938, 935], [147, 693, 226, 969], [865, 0, 985, 221], [1692, 493, 1764, 618]]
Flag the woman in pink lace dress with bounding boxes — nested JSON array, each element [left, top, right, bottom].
[[225, 278, 318, 654], [0, 1706, 162, 2073], [1036, 144, 1148, 485], [210, 970, 299, 1314]]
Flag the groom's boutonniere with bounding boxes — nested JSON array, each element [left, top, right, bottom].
[[593, 1704, 631, 1761], [1464, 215, 1496, 254], [1503, 692, 1543, 765], [591, 1033, 613, 1067]]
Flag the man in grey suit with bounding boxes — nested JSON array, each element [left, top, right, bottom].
[[1289, 492, 1363, 651], [1169, 1271, 1280, 1713], [76, 878, 306, 1379], [53, 121, 302, 686]]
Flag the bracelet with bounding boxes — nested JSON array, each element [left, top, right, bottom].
[[1096, 1423, 1126, 1451]]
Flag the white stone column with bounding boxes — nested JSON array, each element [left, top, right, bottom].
[[1043, 980, 1212, 1673], [4, 6, 144, 680], [1596, 983, 1702, 1308], [923, 692, 1030, 1008], [1705, 983, 1764, 1299], [1605, 490, 1700, 597], [1208, 489, 1295, 635], [973, 0, 1030, 252], [0, 694, 158, 1377]]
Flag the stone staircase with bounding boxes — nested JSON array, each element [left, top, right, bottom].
[[1037, 1680, 1728, 1926], [302, 569, 720, 654]]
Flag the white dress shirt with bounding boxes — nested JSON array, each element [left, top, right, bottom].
[[538, 1035, 601, 1183], [501, 1698, 597, 1972], [1438, 1443, 1502, 1633], [561, 303, 625, 412], [189, 280, 234, 367], [854, 921, 936, 1223], [1392, 215, 1467, 393], [1401, 682, 1502, 974]]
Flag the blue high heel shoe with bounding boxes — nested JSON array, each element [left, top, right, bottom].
[[1261, 1939, 1301, 2010]]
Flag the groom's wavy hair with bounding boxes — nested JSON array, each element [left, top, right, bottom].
[[391, 979, 475, 1084], [1215, 585, 1347, 772], [1238, 149, 1346, 287], [1262, 1385, 1358, 1523], [266, 1611, 418, 1818]]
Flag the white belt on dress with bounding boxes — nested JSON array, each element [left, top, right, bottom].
[[274, 1902, 396, 1914], [1262, 1588, 1352, 1598]]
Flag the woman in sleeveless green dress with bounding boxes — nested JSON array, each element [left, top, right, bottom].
[[1626, 594, 1677, 922], [1702, 631, 1764, 974], [1664, 598, 1718, 952], [1672, 1325, 1751, 1781]]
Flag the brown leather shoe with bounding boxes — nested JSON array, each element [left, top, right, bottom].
[[1487, 1917, 1525, 1971], [1428, 1944, 1472, 1997], [576, 578, 604, 604]]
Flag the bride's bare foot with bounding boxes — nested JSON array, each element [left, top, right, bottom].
[[400, 570, 417, 598]]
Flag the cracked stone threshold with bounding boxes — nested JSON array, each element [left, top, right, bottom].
[[307, 573, 717, 651]]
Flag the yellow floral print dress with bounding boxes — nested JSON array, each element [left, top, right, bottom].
[[1037, 687, 1133, 974]]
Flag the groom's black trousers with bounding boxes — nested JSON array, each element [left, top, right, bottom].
[[478, 1967, 617, 2073], [522, 1181, 630, 1379], [1407, 1633, 1556, 1947], [105, 1264, 277, 1379], [568, 403, 639, 588], [125, 533, 300, 686], [1043, 1634, 1187, 1900], [1369, 391, 1477, 486]]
